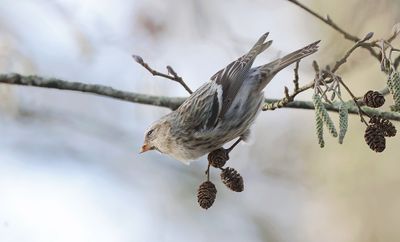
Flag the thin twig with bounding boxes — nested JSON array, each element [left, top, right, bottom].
[[336, 76, 369, 125], [331, 32, 374, 73], [132, 55, 193, 94], [394, 55, 400, 70], [166, 65, 193, 94], [387, 23, 400, 43], [205, 163, 211, 181], [286, 0, 358, 41], [286, 0, 380, 59], [387, 32, 399, 44]]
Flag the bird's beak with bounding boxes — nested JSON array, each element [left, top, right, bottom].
[[140, 144, 152, 153]]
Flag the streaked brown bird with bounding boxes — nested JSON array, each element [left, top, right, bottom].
[[141, 33, 319, 164]]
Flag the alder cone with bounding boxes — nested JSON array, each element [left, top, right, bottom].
[[364, 125, 386, 152], [369, 115, 397, 137], [363, 90, 385, 108], [220, 167, 244, 192], [382, 121, 397, 137], [197, 181, 217, 209], [208, 148, 229, 168]]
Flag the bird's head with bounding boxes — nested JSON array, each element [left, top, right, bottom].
[[140, 119, 171, 154]]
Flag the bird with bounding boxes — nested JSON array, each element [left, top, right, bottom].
[[140, 33, 320, 164]]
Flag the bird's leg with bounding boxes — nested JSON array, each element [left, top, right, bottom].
[[226, 137, 242, 153]]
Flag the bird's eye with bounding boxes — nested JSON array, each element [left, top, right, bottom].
[[147, 130, 153, 136]]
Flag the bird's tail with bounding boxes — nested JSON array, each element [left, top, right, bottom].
[[257, 40, 320, 91], [247, 32, 273, 58]]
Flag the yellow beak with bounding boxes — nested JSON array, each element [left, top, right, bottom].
[[140, 144, 152, 153]]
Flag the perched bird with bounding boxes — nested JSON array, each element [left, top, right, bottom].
[[141, 33, 319, 164]]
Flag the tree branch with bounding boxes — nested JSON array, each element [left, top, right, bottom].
[[1, 73, 400, 121], [0, 73, 184, 110], [287, 0, 358, 41]]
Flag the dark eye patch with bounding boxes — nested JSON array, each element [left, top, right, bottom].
[[147, 130, 153, 136]]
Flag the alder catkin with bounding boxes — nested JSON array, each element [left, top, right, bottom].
[[313, 93, 338, 138], [338, 102, 349, 144]]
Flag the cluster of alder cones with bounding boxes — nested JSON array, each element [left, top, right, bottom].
[[197, 148, 244, 209], [363, 90, 397, 152]]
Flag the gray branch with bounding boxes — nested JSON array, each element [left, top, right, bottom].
[[1, 73, 400, 121], [0, 73, 184, 110]]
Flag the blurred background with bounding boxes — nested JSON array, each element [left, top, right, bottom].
[[0, 0, 400, 241]]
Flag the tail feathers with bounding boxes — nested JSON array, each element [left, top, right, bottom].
[[266, 40, 320, 73], [256, 40, 320, 91], [246, 32, 273, 60]]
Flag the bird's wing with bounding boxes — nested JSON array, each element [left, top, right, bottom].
[[210, 32, 272, 125], [175, 81, 221, 131], [175, 33, 272, 132]]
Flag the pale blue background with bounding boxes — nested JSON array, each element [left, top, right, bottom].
[[0, 0, 399, 242]]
